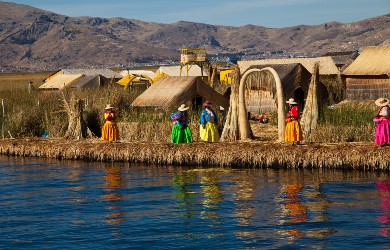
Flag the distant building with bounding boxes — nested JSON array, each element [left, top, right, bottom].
[[40, 68, 121, 89], [342, 45, 390, 100], [322, 51, 360, 70]]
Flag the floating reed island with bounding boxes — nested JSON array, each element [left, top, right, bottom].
[[0, 138, 389, 170]]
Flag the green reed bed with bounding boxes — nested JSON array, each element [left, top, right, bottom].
[[310, 101, 377, 143], [0, 75, 379, 143]]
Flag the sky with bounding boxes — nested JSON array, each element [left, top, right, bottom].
[[6, 0, 390, 28]]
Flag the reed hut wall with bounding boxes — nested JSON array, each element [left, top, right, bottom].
[[131, 76, 229, 109], [345, 76, 390, 100]]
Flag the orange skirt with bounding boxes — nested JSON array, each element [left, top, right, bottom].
[[101, 122, 119, 142], [284, 121, 303, 142]]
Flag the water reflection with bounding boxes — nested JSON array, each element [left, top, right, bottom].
[[377, 180, 390, 237], [172, 171, 197, 219], [276, 170, 333, 247], [200, 171, 223, 225], [103, 165, 126, 225], [1, 155, 390, 249]]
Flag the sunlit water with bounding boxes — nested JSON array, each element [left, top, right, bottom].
[[0, 155, 389, 249]]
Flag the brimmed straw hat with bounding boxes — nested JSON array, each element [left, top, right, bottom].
[[286, 98, 297, 105], [105, 104, 114, 110], [203, 101, 212, 107], [375, 97, 389, 107], [178, 104, 189, 111]]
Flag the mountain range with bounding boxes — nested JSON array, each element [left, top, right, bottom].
[[0, 1, 389, 71]]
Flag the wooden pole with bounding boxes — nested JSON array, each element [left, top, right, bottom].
[[2, 99, 4, 139]]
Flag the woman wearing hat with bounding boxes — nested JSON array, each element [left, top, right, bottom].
[[199, 101, 220, 142], [170, 104, 193, 144], [285, 98, 303, 145], [101, 104, 119, 142], [373, 97, 390, 146]]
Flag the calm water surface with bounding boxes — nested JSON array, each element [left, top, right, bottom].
[[0, 155, 390, 249]]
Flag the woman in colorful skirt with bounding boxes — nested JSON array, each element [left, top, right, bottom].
[[200, 101, 220, 142], [101, 104, 119, 142], [373, 97, 390, 146], [170, 104, 193, 144], [285, 98, 303, 145]]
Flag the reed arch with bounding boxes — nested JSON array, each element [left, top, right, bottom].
[[238, 67, 286, 142]]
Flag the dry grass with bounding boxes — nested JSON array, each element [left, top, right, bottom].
[[0, 71, 55, 90], [1, 138, 388, 170]]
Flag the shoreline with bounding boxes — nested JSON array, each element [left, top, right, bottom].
[[0, 138, 389, 170]]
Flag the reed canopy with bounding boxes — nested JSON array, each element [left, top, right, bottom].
[[342, 45, 390, 100], [131, 76, 229, 110]]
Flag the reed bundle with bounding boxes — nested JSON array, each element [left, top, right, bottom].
[[301, 62, 319, 141], [1, 138, 388, 170]]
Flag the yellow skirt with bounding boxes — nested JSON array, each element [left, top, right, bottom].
[[101, 122, 119, 142], [200, 122, 220, 142], [285, 121, 303, 142]]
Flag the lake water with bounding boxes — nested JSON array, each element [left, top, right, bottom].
[[1, 155, 389, 249]]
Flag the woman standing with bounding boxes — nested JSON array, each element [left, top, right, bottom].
[[101, 104, 119, 142], [373, 97, 390, 146], [200, 101, 220, 142], [170, 104, 193, 144], [285, 98, 303, 145]]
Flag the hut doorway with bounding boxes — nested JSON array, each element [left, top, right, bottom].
[[238, 67, 286, 141], [293, 87, 305, 111], [192, 95, 203, 111]]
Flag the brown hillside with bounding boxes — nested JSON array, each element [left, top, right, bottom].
[[0, 2, 389, 71]]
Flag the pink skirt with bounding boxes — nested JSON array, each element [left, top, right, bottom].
[[375, 119, 390, 145]]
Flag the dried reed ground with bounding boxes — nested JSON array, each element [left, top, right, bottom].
[[0, 137, 388, 170]]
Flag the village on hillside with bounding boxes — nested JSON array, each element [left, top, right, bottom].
[[38, 45, 388, 114]]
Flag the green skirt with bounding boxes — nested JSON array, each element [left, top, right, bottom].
[[171, 124, 193, 144]]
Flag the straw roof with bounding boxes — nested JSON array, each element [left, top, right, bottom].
[[61, 68, 120, 78], [131, 76, 229, 109], [119, 70, 157, 78], [238, 56, 340, 75], [342, 45, 390, 76], [39, 74, 83, 89], [322, 51, 359, 67], [156, 65, 208, 76], [68, 75, 100, 88]]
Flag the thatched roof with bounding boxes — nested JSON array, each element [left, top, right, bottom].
[[238, 57, 340, 75], [322, 51, 359, 66], [342, 45, 390, 76], [131, 76, 229, 109], [119, 70, 157, 78], [156, 65, 208, 76], [61, 68, 120, 78], [68, 75, 100, 88], [39, 74, 83, 89]]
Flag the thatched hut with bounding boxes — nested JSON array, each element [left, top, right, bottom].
[[238, 57, 342, 103], [39, 74, 84, 90], [41, 68, 121, 89], [242, 64, 312, 114], [131, 76, 229, 110], [342, 45, 390, 100], [322, 51, 359, 70]]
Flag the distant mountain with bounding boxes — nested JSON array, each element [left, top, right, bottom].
[[0, 1, 389, 71]]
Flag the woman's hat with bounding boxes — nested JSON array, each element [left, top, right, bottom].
[[178, 104, 189, 111], [375, 97, 389, 107], [105, 104, 114, 110], [203, 101, 212, 107], [286, 98, 297, 104]]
